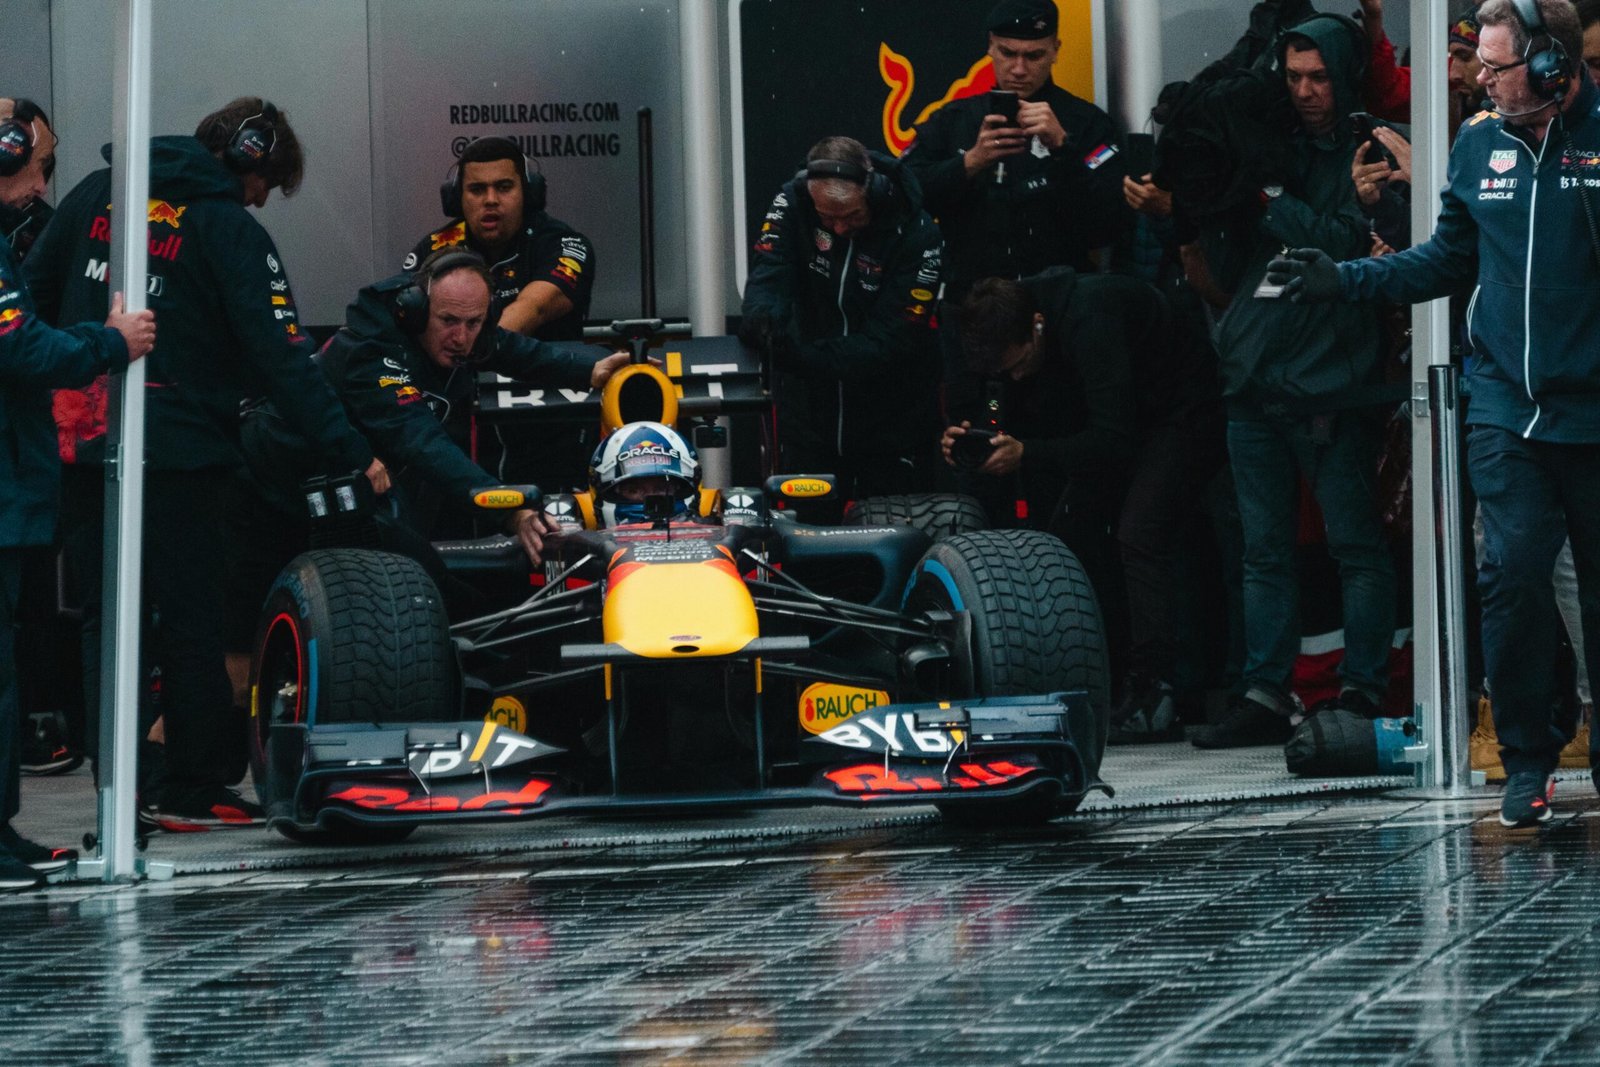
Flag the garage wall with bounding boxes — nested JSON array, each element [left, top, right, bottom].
[[44, 0, 690, 327]]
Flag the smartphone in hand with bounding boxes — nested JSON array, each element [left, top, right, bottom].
[[1349, 112, 1394, 167], [989, 90, 1020, 128]]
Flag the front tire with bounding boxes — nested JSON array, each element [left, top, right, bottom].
[[905, 530, 1109, 825], [249, 549, 454, 845]]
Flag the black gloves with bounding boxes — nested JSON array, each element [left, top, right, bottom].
[[1263, 247, 1343, 304], [737, 310, 776, 351]]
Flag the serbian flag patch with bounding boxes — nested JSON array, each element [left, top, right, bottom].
[[1083, 143, 1117, 170]]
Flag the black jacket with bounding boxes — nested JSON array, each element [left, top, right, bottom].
[[25, 136, 371, 473], [0, 232, 128, 547], [1212, 15, 1380, 412], [902, 82, 1128, 292], [404, 212, 594, 341], [741, 152, 943, 477], [955, 268, 1219, 490], [263, 275, 597, 523]]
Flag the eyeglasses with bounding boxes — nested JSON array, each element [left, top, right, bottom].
[[1477, 53, 1528, 78]]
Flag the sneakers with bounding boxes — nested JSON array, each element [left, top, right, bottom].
[[20, 710, 83, 776], [154, 784, 265, 832], [1499, 770, 1555, 828], [1108, 676, 1183, 744], [1469, 693, 1506, 784], [1192, 691, 1294, 749], [0, 825, 77, 874], [0, 851, 43, 893]]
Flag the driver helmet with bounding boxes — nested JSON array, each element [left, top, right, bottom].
[[588, 421, 701, 526]]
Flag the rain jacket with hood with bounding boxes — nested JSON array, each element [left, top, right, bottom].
[[741, 152, 943, 489], [1213, 13, 1381, 416], [24, 136, 371, 473]]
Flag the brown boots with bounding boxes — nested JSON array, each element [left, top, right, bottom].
[[1469, 693, 1591, 783]]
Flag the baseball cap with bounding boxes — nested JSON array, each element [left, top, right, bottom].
[[986, 0, 1058, 40]]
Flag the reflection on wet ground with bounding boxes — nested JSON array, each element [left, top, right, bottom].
[[4, 787, 1600, 1065]]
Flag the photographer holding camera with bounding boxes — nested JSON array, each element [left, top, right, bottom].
[[944, 268, 1222, 743]]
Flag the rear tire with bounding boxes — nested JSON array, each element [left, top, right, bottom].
[[904, 530, 1109, 826], [249, 549, 453, 845], [845, 493, 987, 541]]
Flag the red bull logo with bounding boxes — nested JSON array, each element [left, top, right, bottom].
[[875, 2, 1096, 157], [0, 307, 23, 335], [878, 44, 994, 157], [146, 199, 185, 228], [431, 221, 467, 251]]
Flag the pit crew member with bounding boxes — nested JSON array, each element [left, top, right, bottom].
[[1, 95, 153, 887], [24, 96, 372, 830], [405, 136, 596, 488], [740, 136, 943, 497]]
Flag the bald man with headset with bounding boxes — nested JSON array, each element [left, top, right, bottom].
[[0, 96, 154, 889]]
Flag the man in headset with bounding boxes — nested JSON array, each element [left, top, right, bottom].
[[405, 137, 596, 491], [240, 249, 627, 570], [25, 97, 379, 831], [740, 136, 942, 496], [0, 96, 155, 890], [1268, 0, 1600, 827]]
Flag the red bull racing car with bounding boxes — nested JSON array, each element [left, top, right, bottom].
[[247, 337, 1111, 842]]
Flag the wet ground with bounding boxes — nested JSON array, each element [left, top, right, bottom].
[[4, 777, 1600, 1065]]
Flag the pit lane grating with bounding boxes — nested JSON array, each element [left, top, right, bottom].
[[12, 737, 1480, 877]]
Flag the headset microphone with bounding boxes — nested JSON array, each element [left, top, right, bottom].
[[1491, 97, 1561, 118]]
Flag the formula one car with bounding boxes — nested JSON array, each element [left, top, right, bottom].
[[247, 335, 1111, 843]]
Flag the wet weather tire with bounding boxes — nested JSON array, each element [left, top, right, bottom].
[[249, 549, 453, 845], [845, 493, 988, 540], [905, 530, 1109, 825]]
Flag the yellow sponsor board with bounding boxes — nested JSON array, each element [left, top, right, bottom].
[[780, 478, 831, 498], [798, 682, 891, 736], [473, 489, 526, 509], [486, 695, 527, 734]]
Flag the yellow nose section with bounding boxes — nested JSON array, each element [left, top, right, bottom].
[[603, 557, 759, 658]]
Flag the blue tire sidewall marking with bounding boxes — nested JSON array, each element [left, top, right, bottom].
[[306, 636, 318, 729], [903, 558, 964, 611]]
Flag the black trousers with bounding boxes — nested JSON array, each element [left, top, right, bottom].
[[1468, 426, 1600, 776], [141, 470, 236, 790]]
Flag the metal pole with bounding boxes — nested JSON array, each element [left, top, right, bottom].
[[1410, 0, 1464, 789], [1429, 365, 1471, 792], [680, 0, 731, 488], [637, 108, 657, 319], [1111, 0, 1163, 137], [86, 0, 153, 882]]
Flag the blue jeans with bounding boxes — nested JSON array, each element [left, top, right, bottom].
[[1468, 426, 1600, 776], [1228, 414, 1396, 706]]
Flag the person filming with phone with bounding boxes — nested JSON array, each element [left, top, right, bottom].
[[942, 269, 1223, 745], [902, 0, 1128, 297]]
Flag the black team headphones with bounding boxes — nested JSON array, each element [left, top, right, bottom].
[[795, 157, 895, 215], [0, 98, 46, 178], [1511, 0, 1574, 100], [392, 249, 497, 355], [221, 102, 281, 174], [440, 138, 546, 219]]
